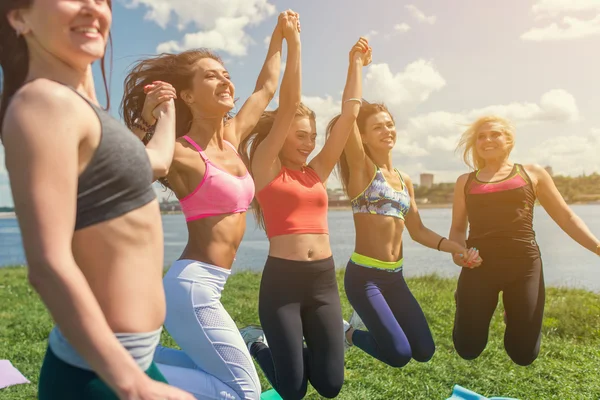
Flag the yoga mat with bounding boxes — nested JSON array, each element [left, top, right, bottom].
[[260, 388, 283, 399], [447, 384, 519, 400], [0, 360, 30, 389]]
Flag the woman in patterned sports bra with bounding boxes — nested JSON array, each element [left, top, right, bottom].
[[450, 116, 600, 366], [335, 101, 481, 369], [121, 11, 302, 400]]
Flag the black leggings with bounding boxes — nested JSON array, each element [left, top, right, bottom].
[[453, 256, 544, 366], [251, 256, 344, 400]]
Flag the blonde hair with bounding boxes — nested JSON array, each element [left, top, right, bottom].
[[457, 115, 515, 170], [239, 103, 316, 231]]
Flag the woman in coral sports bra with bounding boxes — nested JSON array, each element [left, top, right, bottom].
[[238, 37, 371, 399], [336, 101, 480, 370], [121, 10, 302, 400], [450, 116, 600, 366]]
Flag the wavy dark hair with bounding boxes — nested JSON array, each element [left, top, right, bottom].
[[121, 49, 236, 189], [0, 0, 112, 140], [120, 49, 234, 139]]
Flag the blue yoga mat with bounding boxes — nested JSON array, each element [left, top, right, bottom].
[[260, 389, 283, 400], [447, 384, 519, 400]]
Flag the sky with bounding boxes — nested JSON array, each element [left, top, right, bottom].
[[1, 0, 600, 206]]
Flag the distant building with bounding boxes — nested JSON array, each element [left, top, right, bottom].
[[420, 173, 434, 188], [544, 166, 553, 176]]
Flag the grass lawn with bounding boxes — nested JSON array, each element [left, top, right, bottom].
[[1, 266, 599, 399]]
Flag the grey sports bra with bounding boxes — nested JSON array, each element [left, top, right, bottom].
[[67, 86, 156, 230]]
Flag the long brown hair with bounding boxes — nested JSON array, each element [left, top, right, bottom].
[[329, 100, 394, 195], [239, 103, 316, 231], [0, 0, 112, 140], [121, 49, 228, 139]]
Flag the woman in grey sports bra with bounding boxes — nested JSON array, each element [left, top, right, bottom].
[[0, 1, 193, 399], [330, 101, 481, 368]]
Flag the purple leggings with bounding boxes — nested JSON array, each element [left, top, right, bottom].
[[344, 261, 435, 367]]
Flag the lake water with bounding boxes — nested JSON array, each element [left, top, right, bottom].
[[1, 205, 599, 292]]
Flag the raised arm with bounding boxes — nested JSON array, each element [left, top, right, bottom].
[[227, 12, 291, 145], [403, 172, 480, 265], [2, 82, 179, 398], [129, 81, 177, 179], [251, 12, 302, 189], [530, 164, 600, 256], [310, 37, 371, 182]]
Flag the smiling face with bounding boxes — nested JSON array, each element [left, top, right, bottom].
[[184, 57, 235, 117], [279, 116, 317, 167], [8, 0, 112, 70], [361, 111, 396, 155], [475, 122, 512, 163]]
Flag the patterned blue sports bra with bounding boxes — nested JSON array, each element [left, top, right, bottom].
[[351, 167, 411, 220]]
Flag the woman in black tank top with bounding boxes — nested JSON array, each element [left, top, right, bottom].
[[449, 115, 600, 366], [0, 1, 193, 399]]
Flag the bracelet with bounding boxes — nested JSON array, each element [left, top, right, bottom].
[[436, 237, 446, 251], [133, 116, 155, 132], [344, 98, 362, 105]]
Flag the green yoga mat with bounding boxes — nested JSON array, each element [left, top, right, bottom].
[[260, 388, 283, 399]]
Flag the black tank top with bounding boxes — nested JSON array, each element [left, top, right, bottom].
[[69, 87, 156, 230], [464, 164, 539, 258]]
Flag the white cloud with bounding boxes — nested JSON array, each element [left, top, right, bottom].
[[529, 128, 600, 175], [122, 0, 276, 56], [531, 0, 600, 18], [394, 23, 411, 33], [521, 14, 600, 41], [406, 89, 579, 143], [301, 94, 341, 149], [264, 35, 271, 49], [405, 5, 436, 25], [523, 0, 600, 41], [363, 61, 446, 115], [157, 16, 254, 56], [365, 30, 379, 40]]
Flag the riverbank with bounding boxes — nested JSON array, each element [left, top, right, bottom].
[[1, 266, 599, 399]]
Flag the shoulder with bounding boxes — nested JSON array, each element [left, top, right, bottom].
[[10, 79, 88, 113], [522, 163, 545, 176], [521, 163, 549, 187], [399, 170, 412, 184], [398, 171, 415, 191], [456, 172, 471, 185], [4, 79, 92, 145]]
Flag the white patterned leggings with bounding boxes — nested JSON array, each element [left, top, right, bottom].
[[155, 259, 261, 400]]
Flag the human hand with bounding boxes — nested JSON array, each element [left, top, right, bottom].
[[141, 81, 177, 125]]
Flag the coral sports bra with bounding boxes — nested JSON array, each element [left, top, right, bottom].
[[178, 136, 255, 222]]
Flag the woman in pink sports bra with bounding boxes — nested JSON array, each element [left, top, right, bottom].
[[121, 10, 302, 400]]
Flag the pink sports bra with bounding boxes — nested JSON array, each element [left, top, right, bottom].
[[179, 135, 255, 222]]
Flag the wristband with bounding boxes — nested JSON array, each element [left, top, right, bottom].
[[437, 237, 446, 251]]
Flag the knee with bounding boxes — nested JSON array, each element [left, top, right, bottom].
[[312, 378, 343, 399], [382, 345, 412, 368], [412, 344, 435, 363], [505, 344, 540, 366], [453, 338, 485, 361]]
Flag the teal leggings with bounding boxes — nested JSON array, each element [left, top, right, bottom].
[[38, 347, 167, 399]]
